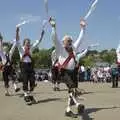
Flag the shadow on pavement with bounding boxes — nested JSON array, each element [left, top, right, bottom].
[[81, 92, 95, 95], [80, 106, 120, 120], [36, 98, 62, 104]]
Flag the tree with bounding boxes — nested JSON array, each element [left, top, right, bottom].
[[32, 47, 40, 54], [80, 55, 95, 67]]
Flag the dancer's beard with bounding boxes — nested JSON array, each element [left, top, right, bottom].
[[65, 45, 73, 53]]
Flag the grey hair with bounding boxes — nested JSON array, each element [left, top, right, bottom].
[[62, 35, 73, 42]]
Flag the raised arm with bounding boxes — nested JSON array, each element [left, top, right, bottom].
[[49, 17, 63, 56], [76, 49, 88, 63], [9, 42, 17, 60], [31, 19, 48, 50], [0, 33, 3, 51], [73, 19, 86, 51], [0, 51, 7, 65], [8, 27, 20, 60], [0, 35, 6, 65], [31, 29, 45, 51], [76, 43, 99, 62], [15, 27, 24, 59], [16, 27, 20, 41]]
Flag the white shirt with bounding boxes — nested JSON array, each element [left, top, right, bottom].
[[81, 65, 85, 72], [51, 27, 85, 70], [18, 45, 32, 63], [15, 29, 44, 63], [0, 41, 16, 65], [97, 70, 103, 78], [16, 37, 44, 63]]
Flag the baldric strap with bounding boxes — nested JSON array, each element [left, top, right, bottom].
[[58, 52, 76, 70]]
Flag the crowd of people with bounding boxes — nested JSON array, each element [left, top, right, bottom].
[[78, 65, 111, 82]]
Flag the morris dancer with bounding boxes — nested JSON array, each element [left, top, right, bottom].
[[15, 27, 45, 105], [114, 44, 120, 87], [51, 49, 60, 91], [51, 46, 90, 92], [49, 17, 86, 117], [0, 33, 20, 96]]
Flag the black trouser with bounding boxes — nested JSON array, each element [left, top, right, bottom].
[[3, 65, 16, 88], [112, 74, 118, 88], [51, 66, 60, 84], [20, 62, 35, 92], [79, 72, 85, 82], [59, 68, 78, 89]]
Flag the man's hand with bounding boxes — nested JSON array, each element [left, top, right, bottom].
[[16, 27, 20, 41], [80, 19, 86, 28], [49, 16, 56, 28], [16, 27, 19, 33]]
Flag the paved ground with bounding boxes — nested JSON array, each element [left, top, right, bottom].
[[0, 81, 120, 120]]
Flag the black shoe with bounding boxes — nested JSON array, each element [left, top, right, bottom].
[[30, 87, 35, 92], [29, 96, 36, 104], [53, 87, 57, 91], [5, 92, 10, 96], [77, 104, 85, 114], [75, 89, 82, 97], [19, 93, 24, 97], [53, 87, 60, 91], [112, 86, 116, 88], [15, 88, 20, 92], [65, 111, 78, 118], [24, 96, 31, 102], [24, 96, 32, 105], [56, 87, 60, 91]]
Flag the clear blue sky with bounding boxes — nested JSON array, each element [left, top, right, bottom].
[[0, 0, 120, 51]]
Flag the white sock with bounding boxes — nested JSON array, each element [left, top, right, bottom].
[[53, 83, 56, 88], [69, 92, 79, 107], [66, 95, 71, 112], [13, 83, 17, 90], [66, 106, 71, 112], [56, 83, 60, 88], [24, 92, 28, 97], [5, 88, 9, 93]]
